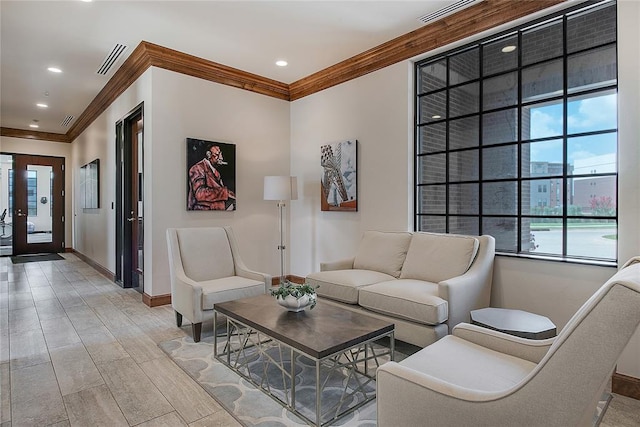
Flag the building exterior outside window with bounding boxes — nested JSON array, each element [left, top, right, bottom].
[[415, 0, 617, 262]]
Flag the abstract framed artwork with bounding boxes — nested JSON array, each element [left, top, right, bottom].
[[186, 138, 236, 211], [321, 140, 357, 211]]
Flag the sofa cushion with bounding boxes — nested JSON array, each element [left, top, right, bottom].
[[353, 231, 412, 278], [307, 270, 396, 304], [398, 335, 535, 392], [358, 279, 448, 325], [201, 276, 265, 310], [400, 232, 479, 283]]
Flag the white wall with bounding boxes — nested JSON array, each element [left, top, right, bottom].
[[146, 68, 290, 296], [71, 69, 153, 272], [614, 0, 640, 379], [290, 61, 413, 276], [0, 137, 73, 246], [289, 1, 640, 379]]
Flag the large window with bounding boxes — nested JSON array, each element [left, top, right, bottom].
[[415, 1, 617, 262]]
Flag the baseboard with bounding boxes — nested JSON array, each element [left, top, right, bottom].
[[612, 372, 640, 400], [142, 293, 171, 307], [71, 249, 115, 281], [271, 275, 305, 286]]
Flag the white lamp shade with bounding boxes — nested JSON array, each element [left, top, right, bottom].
[[264, 176, 298, 201]]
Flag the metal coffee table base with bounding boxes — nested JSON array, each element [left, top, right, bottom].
[[214, 312, 394, 426]]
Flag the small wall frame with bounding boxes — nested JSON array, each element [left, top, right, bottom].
[[81, 159, 100, 209]]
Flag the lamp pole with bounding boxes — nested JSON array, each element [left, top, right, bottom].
[[277, 200, 286, 285]]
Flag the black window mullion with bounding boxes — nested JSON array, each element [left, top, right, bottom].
[[445, 55, 450, 233], [562, 13, 569, 258], [517, 26, 523, 253], [478, 42, 484, 236]]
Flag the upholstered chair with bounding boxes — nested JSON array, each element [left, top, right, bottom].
[[377, 257, 640, 426], [166, 226, 271, 342]]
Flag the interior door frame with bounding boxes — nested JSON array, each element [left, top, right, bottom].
[[115, 102, 144, 289], [12, 154, 65, 255]]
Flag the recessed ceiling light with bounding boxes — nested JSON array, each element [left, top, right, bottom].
[[501, 45, 517, 53], [432, 115, 442, 119], [81, 0, 93, 2], [29, 124, 39, 128], [275, 60, 288, 67], [36, 103, 48, 108], [47, 67, 62, 73]]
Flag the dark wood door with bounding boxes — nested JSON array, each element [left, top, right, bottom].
[[13, 155, 65, 255], [116, 103, 143, 291]]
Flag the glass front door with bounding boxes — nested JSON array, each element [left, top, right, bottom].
[[12, 155, 64, 255]]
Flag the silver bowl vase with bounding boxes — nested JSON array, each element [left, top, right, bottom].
[[276, 293, 316, 312]]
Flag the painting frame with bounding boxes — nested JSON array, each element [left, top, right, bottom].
[[186, 138, 236, 211], [320, 140, 357, 212], [80, 158, 100, 209]]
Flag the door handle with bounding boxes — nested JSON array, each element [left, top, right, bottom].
[[127, 217, 136, 222], [15, 210, 26, 217]]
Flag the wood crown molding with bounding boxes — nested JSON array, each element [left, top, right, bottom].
[[143, 41, 290, 101], [5, 0, 568, 143], [289, 0, 567, 100], [0, 127, 69, 143]]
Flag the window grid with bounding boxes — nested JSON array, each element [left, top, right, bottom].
[[415, 0, 617, 262]]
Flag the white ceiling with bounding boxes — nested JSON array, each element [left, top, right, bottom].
[[0, 0, 459, 135]]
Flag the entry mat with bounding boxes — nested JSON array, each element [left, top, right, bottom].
[[11, 253, 65, 264]]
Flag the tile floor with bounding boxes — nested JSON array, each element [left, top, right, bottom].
[[1, 254, 240, 427], [1, 254, 639, 426]]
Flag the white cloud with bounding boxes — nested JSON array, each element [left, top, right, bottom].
[[567, 93, 617, 131], [568, 150, 597, 162], [530, 109, 562, 139]]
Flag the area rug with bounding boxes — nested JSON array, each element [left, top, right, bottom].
[[11, 253, 65, 263], [159, 329, 612, 426], [159, 326, 418, 427]]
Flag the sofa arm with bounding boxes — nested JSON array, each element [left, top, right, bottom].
[[320, 257, 354, 271], [377, 361, 502, 426], [438, 235, 495, 329], [452, 323, 553, 364], [236, 266, 272, 292]]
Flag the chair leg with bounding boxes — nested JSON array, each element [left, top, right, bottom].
[[175, 311, 183, 327], [192, 322, 202, 343]]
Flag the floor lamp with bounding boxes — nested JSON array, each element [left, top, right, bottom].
[[264, 176, 298, 285]]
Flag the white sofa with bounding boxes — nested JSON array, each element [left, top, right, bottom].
[[306, 231, 495, 347]]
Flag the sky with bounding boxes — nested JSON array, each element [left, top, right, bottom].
[[529, 92, 617, 166]]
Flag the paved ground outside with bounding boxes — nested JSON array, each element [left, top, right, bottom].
[[531, 227, 616, 259]]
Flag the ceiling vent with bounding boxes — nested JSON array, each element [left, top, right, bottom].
[[96, 43, 127, 76], [61, 115, 74, 127], [418, 0, 481, 25]]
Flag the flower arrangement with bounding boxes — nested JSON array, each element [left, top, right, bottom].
[[270, 282, 318, 310]]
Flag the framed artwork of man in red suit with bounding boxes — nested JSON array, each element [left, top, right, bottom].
[[186, 138, 236, 211]]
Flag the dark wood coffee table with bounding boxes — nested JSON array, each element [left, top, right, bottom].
[[214, 294, 395, 426]]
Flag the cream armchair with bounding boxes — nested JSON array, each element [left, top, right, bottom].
[[377, 257, 640, 426], [166, 226, 271, 342]]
